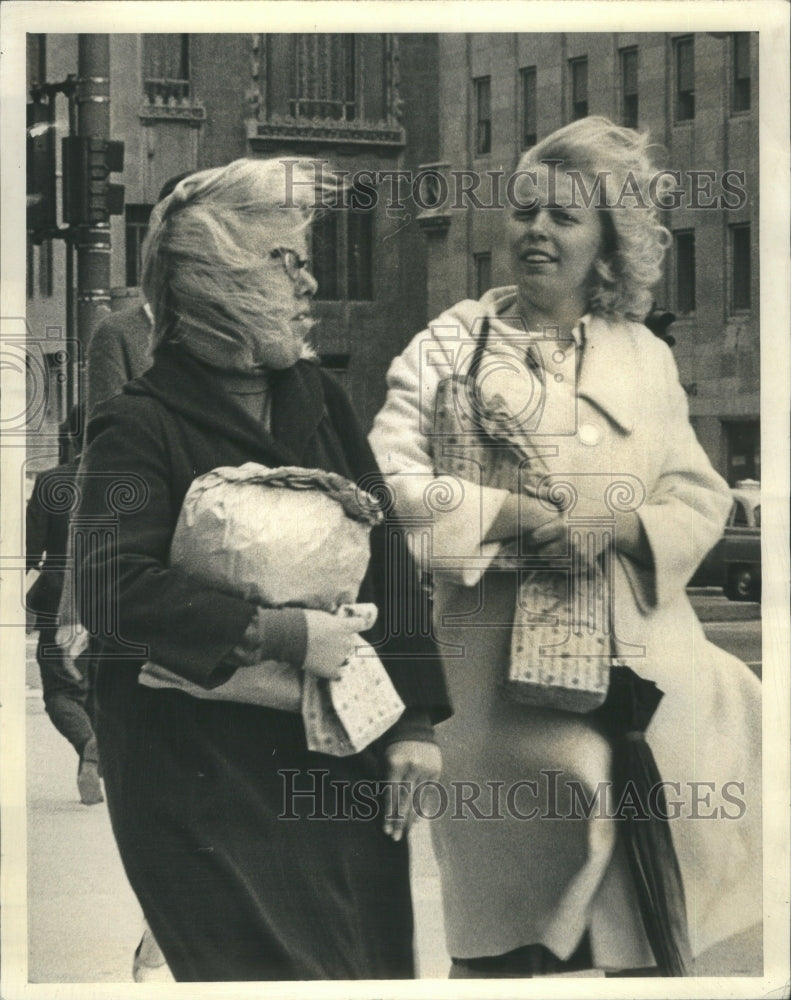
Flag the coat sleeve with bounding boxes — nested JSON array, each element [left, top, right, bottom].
[[320, 372, 451, 725], [26, 474, 48, 571], [621, 339, 732, 611], [368, 326, 511, 586], [74, 397, 258, 687]]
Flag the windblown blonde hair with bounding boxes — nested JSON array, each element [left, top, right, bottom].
[[516, 117, 672, 321], [141, 158, 321, 368]]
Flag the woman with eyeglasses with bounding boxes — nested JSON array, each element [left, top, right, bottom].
[[74, 159, 449, 982]]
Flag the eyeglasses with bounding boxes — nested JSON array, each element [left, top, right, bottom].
[[270, 247, 310, 282]]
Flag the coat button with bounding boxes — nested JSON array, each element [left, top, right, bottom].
[[578, 422, 601, 446]]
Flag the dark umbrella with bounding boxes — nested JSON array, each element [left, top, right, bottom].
[[592, 664, 693, 976]]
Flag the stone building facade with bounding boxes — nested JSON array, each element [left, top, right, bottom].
[[26, 32, 440, 462], [26, 32, 758, 482], [419, 32, 759, 484]]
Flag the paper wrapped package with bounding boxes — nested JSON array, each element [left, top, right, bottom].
[[505, 572, 611, 713], [139, 463, 405, 754], [433, 340, 610, 714]]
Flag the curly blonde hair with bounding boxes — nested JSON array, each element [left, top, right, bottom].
[[516, 117, 672, 321]]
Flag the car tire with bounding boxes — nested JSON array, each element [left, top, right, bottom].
[[724, 565, 760, 602]]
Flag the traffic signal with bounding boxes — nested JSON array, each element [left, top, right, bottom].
[[27, 99, 57, 242], [62, 136, 125, 225]]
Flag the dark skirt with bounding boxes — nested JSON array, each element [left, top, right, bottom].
[[95, 663, 414, 982]]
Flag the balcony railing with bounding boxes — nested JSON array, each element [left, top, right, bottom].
[[141, 78, 205, 123]]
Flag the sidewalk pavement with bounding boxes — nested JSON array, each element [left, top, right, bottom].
[[22, 591, 761, 985], [23, 633, 449, 984], [687, 588, 761, 623]]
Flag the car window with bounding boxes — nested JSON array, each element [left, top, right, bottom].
[[753, 505, 761, 528], [732, 500, 747, 526]]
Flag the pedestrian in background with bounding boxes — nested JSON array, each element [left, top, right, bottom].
[[370, 117, 762, 977], [84, 173, 194, 419], [55, 171, 191, 981], [26, 406, 102, 805]]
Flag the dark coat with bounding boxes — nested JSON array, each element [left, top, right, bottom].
[[26, 461, 80, 627], [76, 343, 450, 715], [73, 344, 450, 981]]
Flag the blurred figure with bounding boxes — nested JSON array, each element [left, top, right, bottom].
[[26, 406, 102, 805], [56, 173, 192, 981], [85, 173, 193, 418], [85, 301, 153, 418], [643, 302, 676, 347]]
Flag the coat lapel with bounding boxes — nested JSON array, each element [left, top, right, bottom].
[[576, 316, 639, 434], [269, 361, 327, 462], [473, 290, 640, 435]]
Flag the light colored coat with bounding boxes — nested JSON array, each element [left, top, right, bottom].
[[369, 287, 761, 971]]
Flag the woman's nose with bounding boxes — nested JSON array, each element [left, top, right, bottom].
[[295, 267, 318, 298], [525, 209, 549, 238]]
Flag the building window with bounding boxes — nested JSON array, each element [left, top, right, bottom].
[[674, 36, 694, 122], [143, 34, 190, 105], [724, 420, 760, 485], [673, 230, 696, 314], [620, 47, 638, 129], [312, 200, 374, 302], [474, 76, 491, 155], [125, 205, 154, 288], [520, 66, 537, 148], [570, 57, 588, 120], [291, 34, 356, 120], [731, 33, 751, 113], [261, 35, 388, 125], [251, 35, 399, 151], [473, 252, 492, 298], [730, 223, 751, 312]]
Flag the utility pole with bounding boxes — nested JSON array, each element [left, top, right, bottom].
[[27, 38, 124, 455], [73, 35, 111, 418]]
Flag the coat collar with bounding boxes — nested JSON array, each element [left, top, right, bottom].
[[468, 288, 639, 434], [124, 345, 327, 465]]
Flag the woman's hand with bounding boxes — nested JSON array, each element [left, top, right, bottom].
[[531, 510, 611, 567], [485, 492, 558, 543], [530, 510, 651, 568], [301, 609, 368, 679], [382, 741, 443, 842]]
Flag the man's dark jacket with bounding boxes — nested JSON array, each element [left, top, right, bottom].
[[26, 461, 80, 628]]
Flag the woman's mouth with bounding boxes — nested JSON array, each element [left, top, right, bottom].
[[521, 249, 557, 264]]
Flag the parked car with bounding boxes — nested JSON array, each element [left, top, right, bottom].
[[689, 481, 761, 601]]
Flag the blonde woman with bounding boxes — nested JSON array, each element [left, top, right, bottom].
[[75, 160, 449, 981], [370, 118, 761, 977]]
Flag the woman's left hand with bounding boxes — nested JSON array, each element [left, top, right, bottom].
[[531, 510, 651, 568], [382, 741, 443, 842], [530, 511, 611, 568]]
